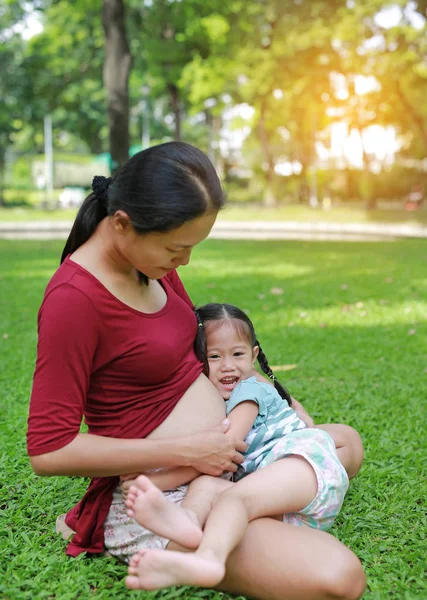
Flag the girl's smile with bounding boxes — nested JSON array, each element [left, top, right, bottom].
[[206, 322, 259, 400]]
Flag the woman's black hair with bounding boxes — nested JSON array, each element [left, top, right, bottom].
[[195, 303, 292, 406], [60, 142, 225, 284]]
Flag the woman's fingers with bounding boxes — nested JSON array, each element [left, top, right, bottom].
[[235, 439, 248, 454], [184, 429, 247, 475]]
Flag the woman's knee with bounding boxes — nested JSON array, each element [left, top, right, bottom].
[[320, 551, 366, 600], [317, 423, 364, 479]]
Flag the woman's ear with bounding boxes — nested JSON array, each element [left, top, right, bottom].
[[252, 345, 259, 365], [112, 210, 132, 234]]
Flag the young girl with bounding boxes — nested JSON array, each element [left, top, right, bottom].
[[123, 303, 350, 591]]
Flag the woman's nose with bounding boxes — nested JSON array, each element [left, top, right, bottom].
[[173, 249, 191, 267]]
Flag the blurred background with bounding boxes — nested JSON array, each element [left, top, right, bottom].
[[1, 0, 427, 221]]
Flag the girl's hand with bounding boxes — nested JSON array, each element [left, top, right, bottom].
[[182, 420, 247, 477]]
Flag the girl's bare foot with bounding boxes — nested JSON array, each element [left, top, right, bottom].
[[125, 475, 202, 549], [125, 548, 225, 591]]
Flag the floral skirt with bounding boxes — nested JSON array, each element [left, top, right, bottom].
[[103, 484, 188, 563]]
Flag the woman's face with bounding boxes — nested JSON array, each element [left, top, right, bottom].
[[116, 211, 217, 279]]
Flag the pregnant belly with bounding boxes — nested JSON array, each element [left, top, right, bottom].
[[147, 373, 226, 439]]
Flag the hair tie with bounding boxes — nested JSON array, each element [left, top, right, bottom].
[[92, 175, 112, 204], [195, 312, 204, 327]]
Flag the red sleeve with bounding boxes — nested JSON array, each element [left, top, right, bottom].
[[27, 284, 100, 456], [165, 269, 194, 309]]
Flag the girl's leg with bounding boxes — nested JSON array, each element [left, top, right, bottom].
[[125, 474, 233, 549], [317, 424, 364, 479], [127, 517, 366, 600], [196, 456, 316, 564], [126, 457, 318, 589]]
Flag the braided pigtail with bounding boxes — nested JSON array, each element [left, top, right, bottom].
[[256, 341, 292, 406], [194, 309, 209, 376]]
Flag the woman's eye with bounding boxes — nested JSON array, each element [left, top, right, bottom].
[[167, 248, 179, 254]]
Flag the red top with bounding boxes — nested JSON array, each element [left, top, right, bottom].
[[27, 256, 203, 556]]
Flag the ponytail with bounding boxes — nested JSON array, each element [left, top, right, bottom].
[[60, 176, 111, 264], [256, 342, 292, 406], [60, 142, 225, 266]]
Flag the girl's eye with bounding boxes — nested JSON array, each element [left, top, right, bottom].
[[234, 352, 244, 357], [208, 354, 220, 359]]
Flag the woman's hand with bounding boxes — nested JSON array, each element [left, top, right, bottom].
[[181, 420, 247, 476]]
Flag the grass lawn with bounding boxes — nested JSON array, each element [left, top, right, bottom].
[[1, 203, 427, 226], [0, 238, 426, 599]]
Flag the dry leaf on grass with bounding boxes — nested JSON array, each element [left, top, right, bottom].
[[270, 364, 298, 372]]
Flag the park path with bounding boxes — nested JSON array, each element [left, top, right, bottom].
[[0, 220, 427, 241]]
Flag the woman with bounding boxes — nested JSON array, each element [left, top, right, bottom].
[[27, 142, 366, 599]]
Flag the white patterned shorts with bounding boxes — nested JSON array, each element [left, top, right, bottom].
[[103, 484, 188, 563], [258, 428, 349, 531]]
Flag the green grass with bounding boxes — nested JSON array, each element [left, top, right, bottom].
[[1, 203, 427, 225], [1, 239, 426, 599]]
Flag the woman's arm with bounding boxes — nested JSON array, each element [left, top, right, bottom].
[[30, 422, 247, 478], [121, 466, 200, 497], [120, 403, 258, 496]]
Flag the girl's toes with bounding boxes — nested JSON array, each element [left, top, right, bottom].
[[127, 564, 138, 576], [129, 552, 141, 567], [125, 575, 141, 589]]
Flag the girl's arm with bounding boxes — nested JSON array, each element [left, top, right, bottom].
[[291, 398, 315, 428], [225, 401, 259, 442]]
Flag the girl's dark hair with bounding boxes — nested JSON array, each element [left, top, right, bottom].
[[195, 303, 292, 406], [60, 142, 225, 283]]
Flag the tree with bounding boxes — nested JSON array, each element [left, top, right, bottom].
[[0, 0, 33, 203], [102, 0, 132, 170]]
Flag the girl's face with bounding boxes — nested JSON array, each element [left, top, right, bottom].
[[206, 321, 259, 400], [113, 211, 217, 280]]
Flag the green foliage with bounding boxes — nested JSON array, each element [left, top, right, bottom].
[[2, 0, 427, 206]]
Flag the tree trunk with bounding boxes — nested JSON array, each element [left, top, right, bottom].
[[258, 97, 276, 206], [102, 0, 132, 172], [168, 82, 181, 141]]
